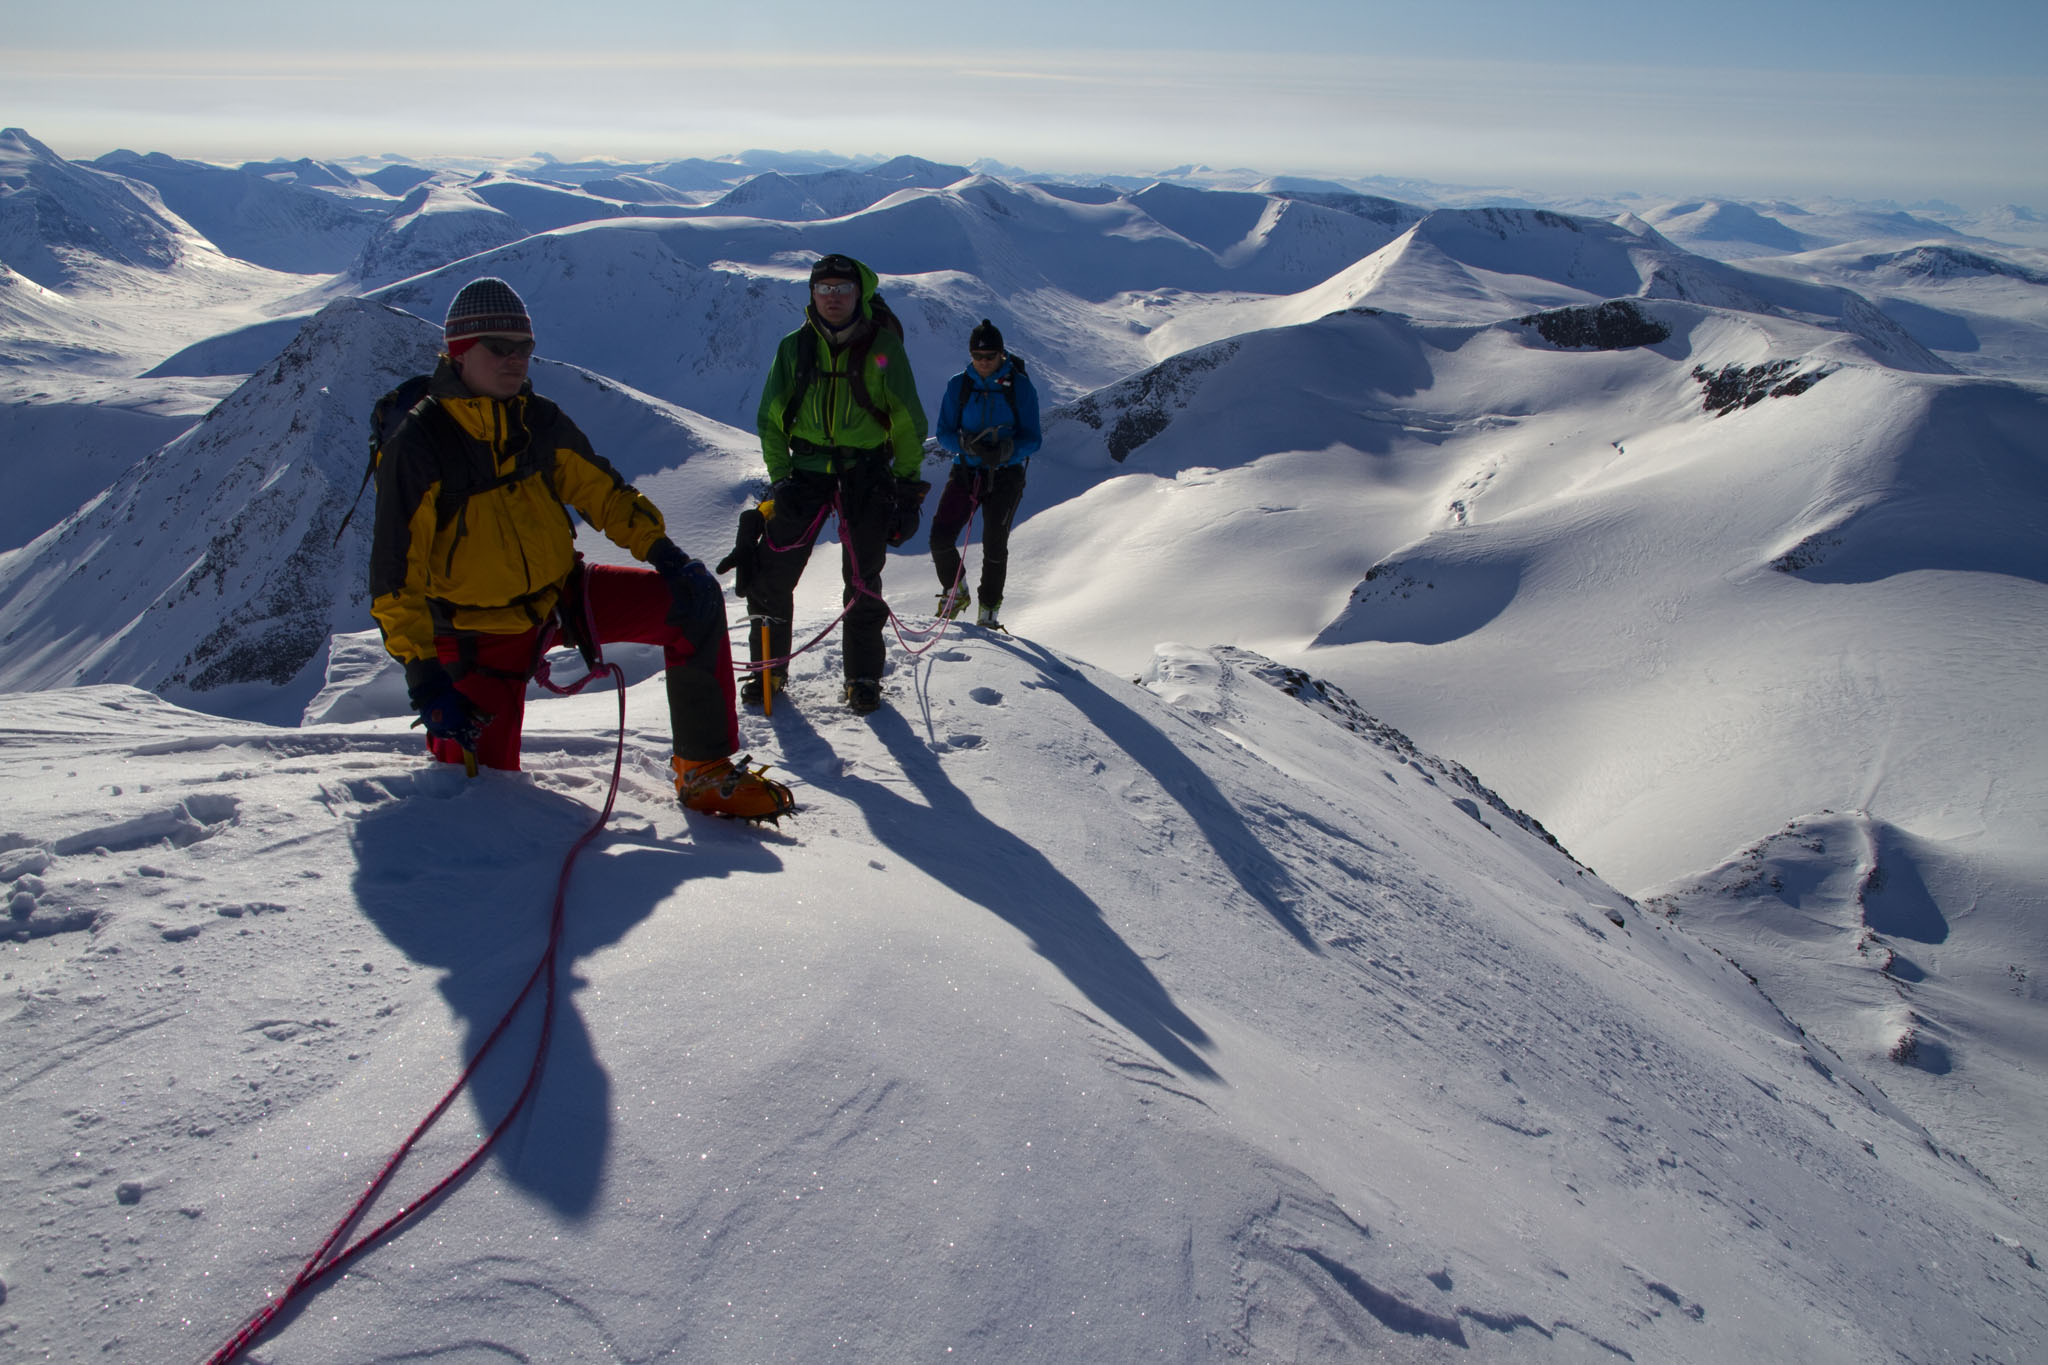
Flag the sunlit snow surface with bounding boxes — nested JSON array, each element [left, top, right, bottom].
[[2, 647, 2039, 1362]]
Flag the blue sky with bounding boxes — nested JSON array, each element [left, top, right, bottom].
[[8, 0, 2044, 205]]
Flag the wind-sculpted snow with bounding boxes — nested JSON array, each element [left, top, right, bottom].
[[1647, 805, 2048, 1213], [1, 635, 2040, 1363]]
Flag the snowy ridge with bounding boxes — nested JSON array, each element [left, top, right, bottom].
[[0, 639, 2039, 1362], [0, 299, 441, 721], [347, 181, 527, 289], [88, 149, 384, 275], [0, 128, 187, 288]]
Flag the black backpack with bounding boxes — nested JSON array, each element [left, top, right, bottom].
[[333, 374, 436, 545], [780, 291, 905, 433]]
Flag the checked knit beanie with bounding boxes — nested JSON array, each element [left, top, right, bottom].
[[444, 278, 533, 355]]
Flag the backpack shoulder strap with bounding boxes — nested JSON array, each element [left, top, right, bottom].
[[843, 328, 883, 422], [430, 394, 559, 526], [780, 328, 818, 433], [334, 373, 436, 545]]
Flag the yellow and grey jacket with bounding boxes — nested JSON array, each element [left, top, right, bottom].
[[368, 360, 666, 666]]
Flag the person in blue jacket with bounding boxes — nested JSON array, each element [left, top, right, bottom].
[[929, 319, 1042, 628]]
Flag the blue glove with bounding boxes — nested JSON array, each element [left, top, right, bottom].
[[406, 663, 485, 746], [647, 537, 727, 646]]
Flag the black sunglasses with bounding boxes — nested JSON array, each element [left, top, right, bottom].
[[480, 337, 535, 358]]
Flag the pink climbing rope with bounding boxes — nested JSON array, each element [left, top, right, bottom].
[[203, 660, 628, 1365]]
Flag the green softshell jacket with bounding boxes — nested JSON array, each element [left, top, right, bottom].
[[755, 258, 927, 482]]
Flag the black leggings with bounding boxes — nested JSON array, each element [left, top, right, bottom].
[[745, 456, 897, 681], [929, 463, 1027, 606]]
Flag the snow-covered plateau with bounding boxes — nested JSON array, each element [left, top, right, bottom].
[[1, 127, 2043, 1362]]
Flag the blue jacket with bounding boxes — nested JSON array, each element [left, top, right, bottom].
[[935, 358, 1042, 468]]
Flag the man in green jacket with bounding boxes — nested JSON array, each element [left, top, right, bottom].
[[748, 254, 929, 714]]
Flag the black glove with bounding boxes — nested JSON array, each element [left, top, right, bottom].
[[714, 505, 767, 596], [647, 537, 727, 646], [886, 478, 931, 547], [968, 430, 1015, 465], [406, 662, 485, 746]]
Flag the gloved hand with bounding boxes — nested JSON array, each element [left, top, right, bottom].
[[886, 478, 931, 547], [968, 430, 1015, 465], [406, 663, 485, 746], [647, 537, 727, 646], [714, 505, 767, 596]]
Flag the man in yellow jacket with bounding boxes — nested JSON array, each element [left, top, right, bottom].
[[369, 277, 792, 820], [748, 254, 928, 714]]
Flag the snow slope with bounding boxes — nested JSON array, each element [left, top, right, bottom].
[[2, 640, 2040, 1363]]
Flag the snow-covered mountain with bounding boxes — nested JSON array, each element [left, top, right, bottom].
[[0, 127, 188, 288], [1738, 240, 2048, 382], [1, 131, 2044, 1363], [88, 148, 386, 274], [347, 181, 530, 289]]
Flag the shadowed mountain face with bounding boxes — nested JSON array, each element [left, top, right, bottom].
[[0, 127, 187, 287]]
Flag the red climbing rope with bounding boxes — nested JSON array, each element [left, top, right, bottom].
[[203, 661, 628, 1365]]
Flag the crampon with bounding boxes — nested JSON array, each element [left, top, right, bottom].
[[672, 753, 796, 824]]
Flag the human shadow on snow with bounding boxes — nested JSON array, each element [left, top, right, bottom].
[[776, 699, 1222, 1082], [990, 635, 1321, 954], [347, 767, 775, 1219]]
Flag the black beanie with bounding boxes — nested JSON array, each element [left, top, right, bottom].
[[444, 277, 533, 343], [969, 318, 1003, 353], [810, 253, 862, 287]]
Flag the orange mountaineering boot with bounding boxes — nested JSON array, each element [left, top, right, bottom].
[[672, 754, 796, 823]]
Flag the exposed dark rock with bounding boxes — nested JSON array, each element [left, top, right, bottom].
[[1691, 360, 1834, 416], [1049, 341, 1237, 462], [1518, 300, 1671, 351]]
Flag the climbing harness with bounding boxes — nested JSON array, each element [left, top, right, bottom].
[[738, 481, 986, 694]]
